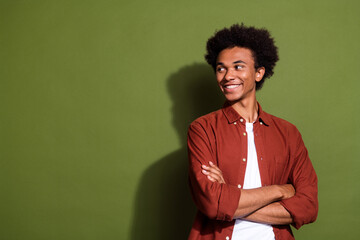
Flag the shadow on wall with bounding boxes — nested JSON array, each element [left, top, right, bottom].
[[130, 63, 224, 240]]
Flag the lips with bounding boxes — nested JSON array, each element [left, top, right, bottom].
[[224, 84, 241, 89]]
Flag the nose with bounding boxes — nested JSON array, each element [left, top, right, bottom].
[[224, 68, 235, 81]]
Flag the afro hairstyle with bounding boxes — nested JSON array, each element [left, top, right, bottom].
[[205, 23, 279, 90]]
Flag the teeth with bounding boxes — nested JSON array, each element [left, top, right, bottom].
[[224, 85, 240, 89]]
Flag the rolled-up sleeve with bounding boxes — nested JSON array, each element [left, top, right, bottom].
[[187, 122, 241, 221], [280, 127, 318, 229]]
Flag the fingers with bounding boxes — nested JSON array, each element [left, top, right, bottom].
[[205, 175, 217, 182], [203, 162, 222, 176], [202, 169, 221, 182], [201, 162, 225, 184]]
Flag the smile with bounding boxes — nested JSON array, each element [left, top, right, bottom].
[[224, 84, 241, 89]]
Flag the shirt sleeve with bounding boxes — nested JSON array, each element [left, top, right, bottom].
[[279, 127, 318, 229], [187, 122, 241, 221]]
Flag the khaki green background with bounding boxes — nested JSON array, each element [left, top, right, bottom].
[[1, 0, 359, 239]]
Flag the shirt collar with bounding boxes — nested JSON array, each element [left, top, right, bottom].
[[222, 101, 270, 126]]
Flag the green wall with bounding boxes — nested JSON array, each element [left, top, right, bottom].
[[1, 0, 359, 239]]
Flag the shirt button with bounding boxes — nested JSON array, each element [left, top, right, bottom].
[[261, 157, 263, 160], [242, 158, 246, 162], [243, 132, 246, 136], [260, 122, 263, 125], [234, 122, 237, 125], [226, 236, 230, 240], [240, 118, 244, 122], [237, 184, 242, 188]]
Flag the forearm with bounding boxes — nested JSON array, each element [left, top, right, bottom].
[[233, 185, 286, 219], [241, 202, 293, 225]]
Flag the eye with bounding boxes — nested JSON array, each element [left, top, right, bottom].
[[216, 66, 225, 72], [234, 65, 243, 70]]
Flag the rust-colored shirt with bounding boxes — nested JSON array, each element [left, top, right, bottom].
[[187, 102, 318, 240]]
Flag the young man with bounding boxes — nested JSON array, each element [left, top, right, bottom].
[[187, 24, 318, 240]]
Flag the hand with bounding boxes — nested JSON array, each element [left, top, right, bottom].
[[201, 161, 226, 184], [278, 184, 295, 200]]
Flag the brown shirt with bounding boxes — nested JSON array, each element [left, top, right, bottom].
[[187, 102, 318, 240]]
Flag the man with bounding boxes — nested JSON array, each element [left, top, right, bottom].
[[187, 24, 318, 240]]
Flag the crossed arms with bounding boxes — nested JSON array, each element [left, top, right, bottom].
[[202, 161, 294, 225], [188, 122, 318, 229]]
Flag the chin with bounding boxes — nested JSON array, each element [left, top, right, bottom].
[[224, 94, 243, 103]]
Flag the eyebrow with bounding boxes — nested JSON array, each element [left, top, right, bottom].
[[233, 60, 246, 64], [216, 60, 246, 66]]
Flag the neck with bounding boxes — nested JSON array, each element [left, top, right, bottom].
[[230, 97, 258, 123]]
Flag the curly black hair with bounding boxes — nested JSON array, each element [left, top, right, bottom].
[[205, 23, 279, 90]]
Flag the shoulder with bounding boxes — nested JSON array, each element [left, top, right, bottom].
[[188, 109, 226, 136], [263, 111, 302, 137], [189, 108, 224, 127]]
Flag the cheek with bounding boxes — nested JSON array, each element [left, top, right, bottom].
[[242, 73, 255, 83], [239, 71, 249, 78]]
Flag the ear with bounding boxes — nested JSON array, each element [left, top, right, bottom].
[[255, 67, 265, 82]]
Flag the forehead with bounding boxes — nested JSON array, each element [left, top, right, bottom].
[[217, 47, 255, 64]]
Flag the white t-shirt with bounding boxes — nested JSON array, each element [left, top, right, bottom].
[[231, 123, 275, 240]]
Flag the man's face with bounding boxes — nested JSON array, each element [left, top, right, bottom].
[[215, 47, 264, 103]]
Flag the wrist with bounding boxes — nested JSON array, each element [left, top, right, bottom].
[[273, 185, 285, 200]]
